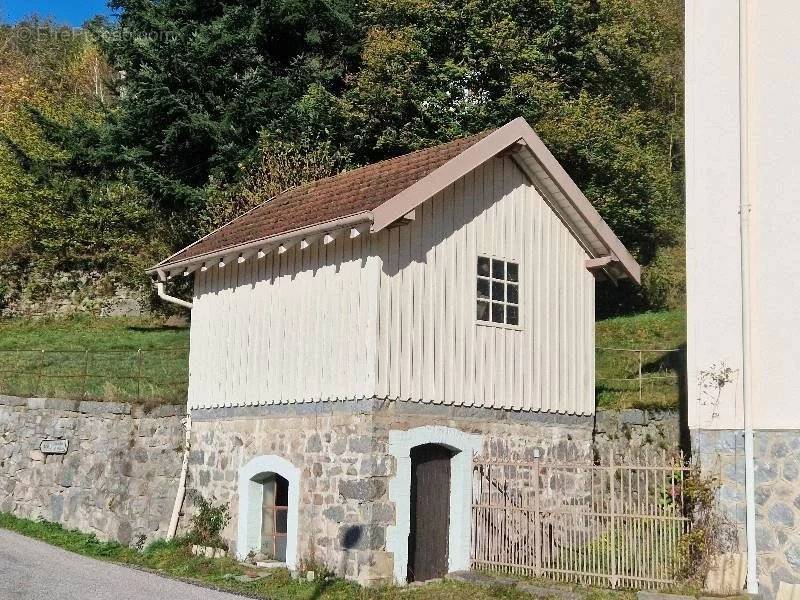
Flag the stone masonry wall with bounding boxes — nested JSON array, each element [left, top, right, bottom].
[[693, 429, 800, 598], [189, 399, 593, 586], [0, 395, 184, 545], [594, 408, 682, 458]]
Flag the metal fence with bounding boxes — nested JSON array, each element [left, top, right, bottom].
[[471, 450, 692, 589], [595, 347, 684, 409], [0, 348, 189, 403]]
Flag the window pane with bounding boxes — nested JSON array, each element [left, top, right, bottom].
[[477, 256, 490, 277], [477, 300, 490, 321], [262, 477, 276, 506], [261, 536, 275, 558], [491, 281, 504, 301], [507, 284, 519, 304], [492, 259, 505, 279], [477, 278, 490, 299], [276, 508, 288, 533], [506, 305, 519, 326], [276, 537, 287, 562], [491, 302, 504, 323], [275, 475, 289, 506], [261, 508, 275, 535], [507, 262, 519, 282]]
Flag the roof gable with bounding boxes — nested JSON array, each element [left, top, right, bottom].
[[152, 118, 639, 283]]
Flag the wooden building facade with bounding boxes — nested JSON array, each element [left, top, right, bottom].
[[151, 117, 639, 585]]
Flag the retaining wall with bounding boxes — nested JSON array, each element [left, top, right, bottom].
[[0, 395, 184, 545]]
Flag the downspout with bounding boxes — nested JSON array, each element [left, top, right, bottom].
[[167, 412, 191, 540], [738, 0, 758, 593], [155, 272, 193, 310], [154, 270, 193, 539]]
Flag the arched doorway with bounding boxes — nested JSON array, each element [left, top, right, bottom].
[[386, 426, 483, 584], [407, 443, 455, 582], [237, 455, 300, 569]]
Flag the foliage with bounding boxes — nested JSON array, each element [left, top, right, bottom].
[[186, 491, 231, 549], [203, 133, 350, 232], [1, 1, 685, 316], [641, 244, 686, 310], [675, 469, 737, 584], [95, 0, 363, 246], [0, 21, 166, 309]]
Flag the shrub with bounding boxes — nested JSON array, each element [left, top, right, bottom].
[[642, 244, 686, 311], [186, 491, 231, 550]]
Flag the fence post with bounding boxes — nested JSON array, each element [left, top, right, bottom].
[[36, 350, 45, 396], [609, 449, 619, 588], [533, 448, 541, 576], [136, 349, 143, 401], [638, 350, 643, 406], [82, 350, 89, 398]]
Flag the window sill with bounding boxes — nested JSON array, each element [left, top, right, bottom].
[[476, 320, 523, 332]]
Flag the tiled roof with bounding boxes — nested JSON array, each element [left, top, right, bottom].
[[159, 130, 493, 267]]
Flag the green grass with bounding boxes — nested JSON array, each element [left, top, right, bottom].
[[0, 316, 189, 404], [595, 309, 686, 410], [0, 512, 570, 600]]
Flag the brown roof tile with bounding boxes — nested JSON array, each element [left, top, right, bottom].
[[160, 130, 494, 267]]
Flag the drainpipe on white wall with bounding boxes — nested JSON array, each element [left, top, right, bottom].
[[167, 412, 191, 540], [154, 270, 194, 539], [155, 270, 193, 310], [738, 0, 758, 593]]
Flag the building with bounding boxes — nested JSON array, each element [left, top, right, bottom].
[[151, 117, 640, 585], [686, 2, 800, 595]]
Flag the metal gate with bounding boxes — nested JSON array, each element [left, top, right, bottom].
[[471, 450, 692, 589]]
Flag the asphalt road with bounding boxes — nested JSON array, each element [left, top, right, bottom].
[[0, 529, 248, 600]]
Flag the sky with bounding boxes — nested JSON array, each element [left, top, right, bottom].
[[0, 0, 116, 26]]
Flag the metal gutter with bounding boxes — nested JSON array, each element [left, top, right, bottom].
[[738, 0, 758, 592], [148, 211, 374, 275]]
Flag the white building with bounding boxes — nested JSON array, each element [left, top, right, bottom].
[[151, 117, 639, 584], [686, 1, 800, 594]]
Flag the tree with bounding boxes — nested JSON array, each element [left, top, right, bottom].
[[96, 0, 363, 245]]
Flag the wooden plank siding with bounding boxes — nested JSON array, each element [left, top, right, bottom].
[[188, 234, 379, 409], [374, 157, 595, 414], [188, 156, 594, 414]]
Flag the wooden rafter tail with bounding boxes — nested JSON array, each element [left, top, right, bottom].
[[299, 234, 321, 251]]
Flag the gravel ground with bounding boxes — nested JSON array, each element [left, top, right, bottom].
[[0, 529, 248, 600]]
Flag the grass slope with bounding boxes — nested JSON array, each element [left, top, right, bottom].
[[0, 316, 189, 404], [595, 309, 686, 410]]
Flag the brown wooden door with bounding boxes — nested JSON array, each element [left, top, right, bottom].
[[408, 444, 453, 582]]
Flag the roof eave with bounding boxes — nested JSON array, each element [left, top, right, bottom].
[[146, 211, 375, 275]]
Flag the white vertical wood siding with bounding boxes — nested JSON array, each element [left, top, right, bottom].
[[375, 156, 595, 414], [188, 156, 594, 414], [188, 236, 379, 409]]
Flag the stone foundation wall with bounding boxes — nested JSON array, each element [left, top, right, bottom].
[[693, 429, 800, 598], [594, 408, 682, 458], [189, 399, 593, 586], [0, 395, 184, 545]]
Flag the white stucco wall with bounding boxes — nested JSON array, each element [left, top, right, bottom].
[[686, 0, 800, 431]]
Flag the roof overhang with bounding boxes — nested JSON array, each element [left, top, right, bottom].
[[370, 117, 640, 283], [150, 117, 640, 283], [147, 212, 374, 278]]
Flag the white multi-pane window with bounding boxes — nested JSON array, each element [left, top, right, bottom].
[[476, 256, 519, 326]]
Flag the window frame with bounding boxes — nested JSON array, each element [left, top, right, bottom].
[[475, 253, 522, 331]]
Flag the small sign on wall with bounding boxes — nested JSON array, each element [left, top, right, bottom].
[[40, 439, 68, 455]]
